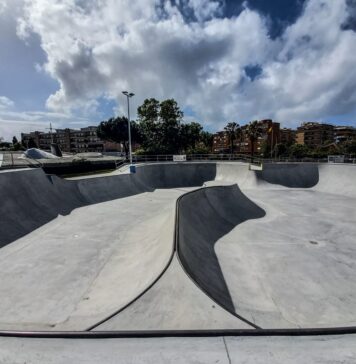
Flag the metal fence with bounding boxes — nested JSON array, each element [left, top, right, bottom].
[[129, 154, 356, 165], [1, 151, 355, 170], [131, 154, 256, 163], [0, 151, 43, 169]]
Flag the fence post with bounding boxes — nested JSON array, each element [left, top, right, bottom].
[[11, 152, 14, 168]]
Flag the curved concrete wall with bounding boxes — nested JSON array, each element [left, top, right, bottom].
[[134, 163, 216, 189], [314, 164, 356, 198], [256, 163, 319, 188], [1, 162, 355, 248], [216, 163, 320, 189], [0, 163, 216, 247], [0, 169, 85, 247], [177, 185, 266, 314]]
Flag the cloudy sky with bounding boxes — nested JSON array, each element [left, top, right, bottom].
[[0, 0, 356, 141]]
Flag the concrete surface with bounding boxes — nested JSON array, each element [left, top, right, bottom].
[[0, 152, 123, 169], [1, 335, 356, 363], [0, 163, 215, 246], [178, 185, 266, 321], [216, 188, 356, 328], [0, 162, 355, 334], [95, 257, 251, 330], [0, 189, 178, 330]]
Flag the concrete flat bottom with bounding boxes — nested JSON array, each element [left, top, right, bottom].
[[216, 189, 356, 328]]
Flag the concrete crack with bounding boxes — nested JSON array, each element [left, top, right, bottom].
[[222, 336, 232, 364]]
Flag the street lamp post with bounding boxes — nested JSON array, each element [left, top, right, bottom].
[[122, 91, 135, 166]]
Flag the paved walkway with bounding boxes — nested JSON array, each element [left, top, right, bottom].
[[1, 335, 355, 363]]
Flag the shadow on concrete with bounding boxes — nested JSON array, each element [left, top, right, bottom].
[[0, 162, 319, 248], [177, 185, 266, 315], [0, 163, 217, 248], [256, 163, 319, 188]]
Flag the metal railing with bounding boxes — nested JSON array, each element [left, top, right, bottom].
[[130, 153, 258, 164], [1, 151, 355, 171], [129, 153, 356, 165], [0, 151, 43, 169]]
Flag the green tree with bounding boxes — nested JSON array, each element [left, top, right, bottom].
[[260, 141, 270, 158], [97, 116, 141, 157], [245, 120, 262, 160], [288, 144, 309, 158], [159, 99, 183, 153], [12, 136, 23, 151], [180, 122, 203, 153], [224, 122, 240, 154], [200, 131, 214, 152], [273, 143, 288, 157], [137, 98, 161, 153], [137, 98, 183, 154], [344, 140, 356, 155]]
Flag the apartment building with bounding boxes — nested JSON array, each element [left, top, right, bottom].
[[212, 131, 230, 153], [334, 126, 356, 144], [213, 119, 280, 154], [21, 131, 54, 151], [280, 128, 296, 145], [239, 119, 280, 154], [22, 126, 105, 153], [296, 122, 334, 148]]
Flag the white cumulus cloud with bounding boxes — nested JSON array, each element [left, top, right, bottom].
[[13, 0, 356, 129], [0, 96, 14, 109]]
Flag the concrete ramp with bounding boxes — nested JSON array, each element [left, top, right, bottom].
[[178, 185, 265, 317], [0, 162, 356, 331], [215, 162, 319, 189], [135, 163, 216, 189], [0, 169, 85, 247], [314, 164, 356, 198], [0, 189, 179, 330], [0, 163, 216, 247], [95, 257, 252, 330], [255, 163, 319, 188]]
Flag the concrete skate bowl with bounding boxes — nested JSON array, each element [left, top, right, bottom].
[[0, 163, 216, 247], [177, 185, 266, 317], [0, 162, 356, 336], [177, 163, 356, 331], [0, 162, 319, 247]]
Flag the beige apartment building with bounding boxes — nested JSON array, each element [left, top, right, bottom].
[[21, 126, 115, 153], [296, 122, 334, 148]]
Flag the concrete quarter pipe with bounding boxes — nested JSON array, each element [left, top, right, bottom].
[[0, 162, 356, 333]]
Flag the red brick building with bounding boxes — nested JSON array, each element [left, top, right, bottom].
[[279, 128, 296, 145], [213, 119, 280, 155], [212, 131, 230, 153]]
